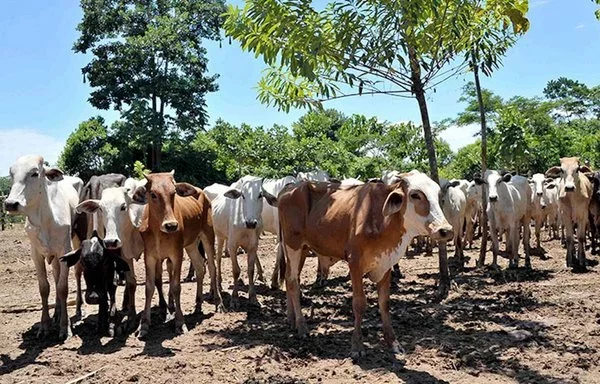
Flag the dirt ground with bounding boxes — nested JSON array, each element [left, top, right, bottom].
[[1, 225, 600, 384]]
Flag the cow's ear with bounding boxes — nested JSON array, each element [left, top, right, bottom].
[[224, 189, 242, 199], [76, 199, 101, 214], [580, 165, 593, 174], [585, 172, 595, 181], [448, 180, 460, 188], [502, 173, 512, 183], [44, 167, 64, 182], [261, 188, 278, 207], [132, 186, 147, 204], [382, 190, 405, 216], [473, 177, 485, 185], [60, 248, 81, 267], [545, 166, 562, 178], [175, 182, 199, 198]]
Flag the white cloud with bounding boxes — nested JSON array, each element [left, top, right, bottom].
[[575, 24, 586, 30], [439, 123, 480, 152], [0, 129, 65, 176]]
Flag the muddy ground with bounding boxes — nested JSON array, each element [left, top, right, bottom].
[[1, 225, 600, 383]]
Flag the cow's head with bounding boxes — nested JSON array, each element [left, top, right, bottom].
[[130, 171, 199, 233], [77, 187, 134, 249], [4, 155, 64, 214], [545, 157, 592, 193], [438, 179, 460, 208], [61, 233, 129, 305], [529, 173, 548, 208], [225, 176, 276, 229], [389, 171, 453, 241], [474, 170, 513, 203], [585, 171, 600, 201], [466, 180, 482, 202]]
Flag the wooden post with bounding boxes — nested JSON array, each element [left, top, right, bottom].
[[0, 194, 5, 231]]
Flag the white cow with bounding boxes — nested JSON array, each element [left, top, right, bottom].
[[464, 181, 483, 249], [440, 180, 467, 259], [297, 170, 329, 182], [381, 170, 403, 185], [476, 171, 532, 268], [211, 176, 276, 307], [529, 173, 559, 249], [203, 183, 231, 202], [4, 155, 82, 340], [64, 175, 84, 195], [340, 178, 365, 186]]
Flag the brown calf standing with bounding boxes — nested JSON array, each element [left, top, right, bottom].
[[132, 171, 223, 339]]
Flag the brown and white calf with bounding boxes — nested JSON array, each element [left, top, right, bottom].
[[546, 158, 592, 270], [271, 170, 453, 359], [131, 172, 223, 339]]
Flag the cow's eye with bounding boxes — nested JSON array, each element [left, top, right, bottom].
[[150, 192, 158, 200], [258, 192, 263, 198], [120, 203, 127, 211], [31, 172, 38, 178], [410, 193, 421, 200]]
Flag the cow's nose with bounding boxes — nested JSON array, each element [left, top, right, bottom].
[[541, 204, 547, 209], [162, 221, 179, 233], [537, 192, 543, 196], [245, 220, 258, 229], [104, 238, 121, 249], [565, 186, 575, 192], [430, 225, 454, 241], [86, 291, 100, 305], [489, 195, 498, 202], [4, 200, 19, 212]]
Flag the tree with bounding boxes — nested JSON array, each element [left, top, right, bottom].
[[74, 0, 226, 170], [456, 82, 504, 126], [543, 77, 600, 119], [59, 117, 116, 181]]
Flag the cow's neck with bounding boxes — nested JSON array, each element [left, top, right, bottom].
[[24, 181, 52, 230]]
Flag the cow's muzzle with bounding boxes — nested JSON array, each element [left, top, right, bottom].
[[537, 192, 543, 197], [245, 220, 258, 229], [104, 238, 122, 250], [489, 195, 498, 202], [430, 224, 454, 242], [85, 291, 101, 305], [4, 200, 19, 212], [565, 185, 575, 192], [161, 221, 179, 233]]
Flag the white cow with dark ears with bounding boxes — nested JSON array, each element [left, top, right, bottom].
[[4, 155, 82, 340]]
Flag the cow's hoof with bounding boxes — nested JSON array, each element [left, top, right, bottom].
[[215, 303, 226, 314], [176, 323, 188, 335], [350, 348, 366, 361], [136, 325, 149, 340], [230, 297, 240, 311], [37, 323, 50, 339], [257, 274, 266, 283], [390, 340, 405, 355], [74, 308, 86, 323], [59, 326, 72, 342], [297, 323, 308, 338]]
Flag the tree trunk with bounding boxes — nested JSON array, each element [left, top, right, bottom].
[[409, 45, 448, 296], [473, 63, 489, 267]]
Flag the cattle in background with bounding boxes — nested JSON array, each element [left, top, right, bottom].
[[529, 173, 559, 249], [464, 181, 483, 249], [546, 157, 592, 270], [587, 172, 600, 254], [262, 176, 297, 289], [297, 170, 330, 182], [273, 170, 453, 359], [340, 178, 365, 186], [475, 170, 532, 269], [381, 170, 403, 185], [4, 155, 82, 340], [131, 171, 222, 339], [64, 175, 84, 195], [211, 176, 277, 308], [440, 180, 466, 260], [62, 232, 129, 336]]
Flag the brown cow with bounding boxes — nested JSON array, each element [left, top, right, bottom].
[[131, 171, 223, 339], [546, 157, 592, 270], [272, 170, 453, 359]]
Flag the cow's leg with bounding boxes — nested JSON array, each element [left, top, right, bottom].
[[229, 241, 242, 310], [254, 253, 265, 283], [199, 232, 224, 313], [108, 284, 118, 337], [123, 260, 137, 331], [51, 259, 61, 324], [155, 260, 169, 319], [214, 236, 225, 298], [168, 254, 187, 335], [55, 255, 72, 341], [523, 218, 532, 269], [465, 216, 474, 249], [315, 255, 332, 286], [508, 226, 519, 269], [247, 244, 260, 306], [98, 292, 109, 335], [565, 219, 574, 268], [32, 249, 51, 339], [535, 218, 542, 249], [349, 262, 367, 359], [377, 270, 402, 355], [578, 218, 587, 271], [285, 245, 307, 336], [137, 255, 157, 340], [270, 241, 283, 290], [590, 217, 598, 255], [490, 224, 500, 268], [183, 259, 195, 283]]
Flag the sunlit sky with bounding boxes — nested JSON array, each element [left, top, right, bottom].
[[1, 0, 599, 174]]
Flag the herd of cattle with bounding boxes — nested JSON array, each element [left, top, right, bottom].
[[3, 154, 599, 359]]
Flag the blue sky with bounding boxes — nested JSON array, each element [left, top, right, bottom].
[[0, 0, 599, 174]]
